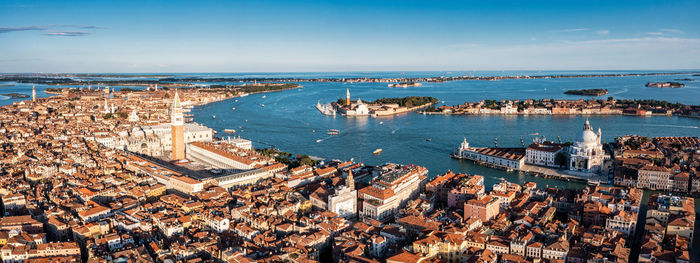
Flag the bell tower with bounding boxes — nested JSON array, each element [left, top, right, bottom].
[[171, 90, 185, 160]]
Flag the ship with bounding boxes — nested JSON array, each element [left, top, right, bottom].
[[388, 82, 422, 88], [316, 101, 337, 116], [373, 149, 383, 155]]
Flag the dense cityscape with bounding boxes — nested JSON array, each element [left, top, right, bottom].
[[0, 83, 695, 263], [3, 1, 700, 263]]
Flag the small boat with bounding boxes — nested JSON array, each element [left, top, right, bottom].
[[329, 129, 340, 132], [312, 130, 316, 133], [327, 131, 339, 135], [373, 149, 383, 155], [232, 107, 236, 110], [316, 139, 322, 143], [235, 99, 238, 102], [224, 129, 236, 133], [212, 115, 216, 119], [262, 95, 266, 98], [260, 104, 265, 107], [379, 121, 384, 125], [426, 138, 432, 142]]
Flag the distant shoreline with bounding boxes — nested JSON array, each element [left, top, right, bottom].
[[2, 71, 698, 85]]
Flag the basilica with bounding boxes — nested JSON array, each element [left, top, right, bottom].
[[569, 120, 608, 174]]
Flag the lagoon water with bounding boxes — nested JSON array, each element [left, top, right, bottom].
[[2, 71, 699, 188], [186, 72, 700, 188]]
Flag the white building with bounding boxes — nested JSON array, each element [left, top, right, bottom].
[[605, 211, 637, 237], [358, 164, 428, 221], [457, 138, 526, 169], [525, 136, 565, 167], [569, 120, 608, 173], [327, 170, 357, 218]]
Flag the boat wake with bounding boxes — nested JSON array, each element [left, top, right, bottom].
[[645, 124, 699, 129], [609, 87, 628, 96]]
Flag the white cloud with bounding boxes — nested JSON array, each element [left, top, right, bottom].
[[660, 28, 684, 34]]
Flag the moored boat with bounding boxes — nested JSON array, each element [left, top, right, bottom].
[[373, 148, 383, 155]]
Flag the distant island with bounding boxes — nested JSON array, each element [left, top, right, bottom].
[[3, 71, 700, 86], [564, 89, 609, 96], [1, 93, 29, 99], [317, 88, 437, 117], [646, 82, 685, 88], [674, 78, 693, 81]]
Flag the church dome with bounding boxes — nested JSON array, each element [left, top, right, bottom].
[[580, 129, 598, 144]]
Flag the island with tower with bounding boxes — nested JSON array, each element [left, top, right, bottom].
[[316, 88, 437, 117]]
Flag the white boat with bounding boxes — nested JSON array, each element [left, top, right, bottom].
[[329, 129, 340, 132], [316, 139, 322, 143], [239, 93, 249, 97], [327, 131, 339, 135], [232, 107, 236, 110], [261, 104, 265, 107], [379, 121, 384, 125], [373, 149, 383, 155], [212, 115, 216, 119], [262, 95, 266, 98], [235, 99, 238, 102], [224, 129, 236, 133]]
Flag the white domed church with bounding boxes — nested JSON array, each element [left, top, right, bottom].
[[569, 120, 607, 174]]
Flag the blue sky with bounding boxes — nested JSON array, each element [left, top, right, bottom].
[[1, 0, 699, 72]]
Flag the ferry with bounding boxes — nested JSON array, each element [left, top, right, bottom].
[[224, 129, 236, 133], [373, 149, 383, 155]]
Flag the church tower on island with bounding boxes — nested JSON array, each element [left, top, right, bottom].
[[346, 88, 350, 106], [171, 90, 185, 161]]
